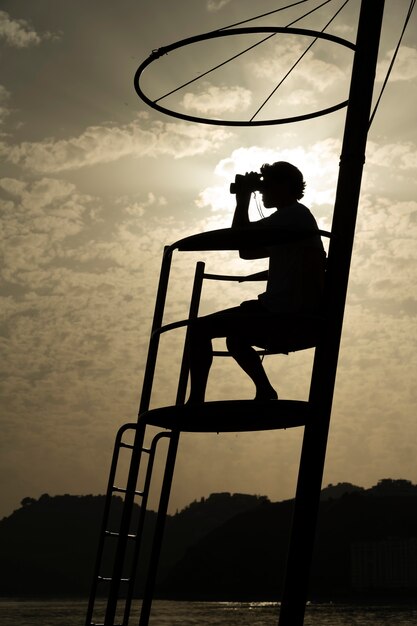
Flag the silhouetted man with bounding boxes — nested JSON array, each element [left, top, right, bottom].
[[187, 161, 325, 404]]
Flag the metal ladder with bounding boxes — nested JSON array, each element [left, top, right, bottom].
[[85, 254, 206, 626], [85, 252, 295, 626]]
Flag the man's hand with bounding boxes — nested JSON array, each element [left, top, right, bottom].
[[231, 172, 258, 229]]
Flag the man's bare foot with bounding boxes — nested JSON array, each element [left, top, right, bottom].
[[184, 396, 205, 406], [254, 389, 278, 401]]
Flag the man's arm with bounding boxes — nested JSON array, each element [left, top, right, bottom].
[[231, 177, 269, 260], [231, 188, 251, 229]]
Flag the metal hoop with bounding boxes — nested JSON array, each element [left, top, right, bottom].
[[134, 26, 355, 127]]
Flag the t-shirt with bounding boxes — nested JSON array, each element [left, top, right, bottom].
[[253, 202, 325, 314]]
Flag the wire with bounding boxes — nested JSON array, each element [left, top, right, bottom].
[[154, 0, 334, 105], [154, 33, 277, 104], [250, 0, 351, 121], [369, 0, 416, 127], [218, 0, 312, 32], [285, 0, 339, 27]]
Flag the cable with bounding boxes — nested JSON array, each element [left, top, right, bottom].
[[250, 0, 351, 121], [154, 32, 277, 104], [218, 0, 312, 32], [154, 0, 334, 105], [369, 0, 416, 127], [286, 0, 339, 27]]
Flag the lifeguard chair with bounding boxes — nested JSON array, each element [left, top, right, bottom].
[[85, 1, 387, 624]]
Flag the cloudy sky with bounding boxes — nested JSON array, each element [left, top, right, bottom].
[[0, 0, 416, 520]]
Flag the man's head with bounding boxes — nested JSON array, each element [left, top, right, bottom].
[[260, 161, 306, 208]]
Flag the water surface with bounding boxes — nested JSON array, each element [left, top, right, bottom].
[[1, 599, 416, 626]]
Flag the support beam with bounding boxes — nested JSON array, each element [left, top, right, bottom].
[[278, 1, 386, 624]]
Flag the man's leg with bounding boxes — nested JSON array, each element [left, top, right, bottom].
[[186, 305, 278, 403], [186, 306, 244, 404], [226, 336, 278, 401], [186, 318, 214, 404]]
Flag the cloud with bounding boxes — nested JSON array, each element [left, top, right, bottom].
[[0, 176, 80, 211], [181, 85, 252, 115], [0, 175, 200, 456], [207, 0, 233, 11], [0, 173, 195, 290], [367, 141, 417, 170], [0, 10, 56, 47], [286, 89, 317, 106], [197, 140, 341, 214], [0, 118, 232, 173], [196, 185, 235, 214], [0, 85, 11, 125], [376, 46, 417, 82], [349, 196, 417, 317], [251, 38, 345, 93], [0, 177, 95, 280], [0, 176, 202, 448]]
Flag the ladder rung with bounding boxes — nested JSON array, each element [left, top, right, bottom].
[[97, 576, 130, 582], [112, 486, 144, 496], [105, 530, 136, 539], [90, 623, 123, 626], [119, 442, 152, 454], [119, 441, 135, 449]]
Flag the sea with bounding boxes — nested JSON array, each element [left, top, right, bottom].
[[1, 599, 416, 626]]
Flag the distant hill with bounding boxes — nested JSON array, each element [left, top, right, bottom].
[[159, 488, 417, 600], [1, 480, 416, 600], [0, 494, 127, 596], [320, 481, 364, 500], [160, 492, 268, 580], [0, 491, 265, 597]]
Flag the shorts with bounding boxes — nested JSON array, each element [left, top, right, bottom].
[[191, 299, 321, 354]]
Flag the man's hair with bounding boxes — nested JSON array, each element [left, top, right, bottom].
[[260, 161, 306, 200]]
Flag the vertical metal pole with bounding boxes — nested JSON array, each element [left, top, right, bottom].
[[138, 247, 175, 416], [104, 247, 173, 626], [138, 261, 206, 626], [278, 2, 385, 624], [122, 431, 171, 626]]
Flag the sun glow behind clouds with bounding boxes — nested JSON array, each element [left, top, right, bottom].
[[196, 140, 340, 221]]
